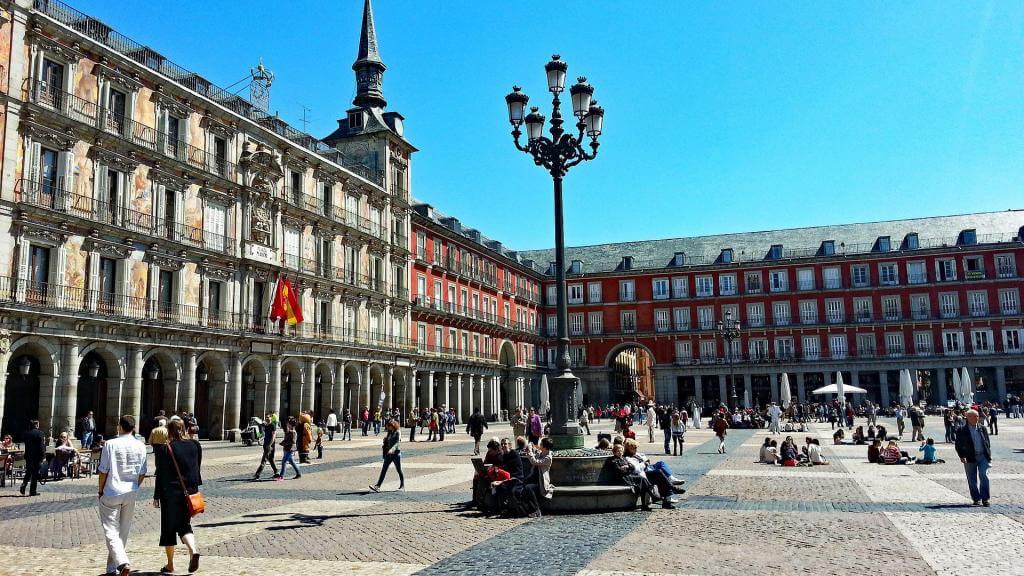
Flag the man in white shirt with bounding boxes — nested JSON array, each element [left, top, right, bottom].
[[326, 409, 338, 441], [97, 415, 148, 576], [768, 403, 782, 435], [646, 405, 657, 443]]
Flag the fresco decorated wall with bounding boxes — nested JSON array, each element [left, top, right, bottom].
[[130, 258, 147, 302], [183, 262, 200, 307], [183, 185, 202, 233], [131, 164, 151, 220], [74, 57, 97, 103], [136, 86, 154, 128], [72, 141, 91, 199]]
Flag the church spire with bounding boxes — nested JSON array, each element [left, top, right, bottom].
[[352, 0, 386, 109]]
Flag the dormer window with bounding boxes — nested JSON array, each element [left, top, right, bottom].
[[767, 245, 783, 260], [876, 236, 891, 252], [348, 110, 364, 130], [821, 240, 835, 256], [720, 249, 733, 264], [904, 233, 919, 250], [959, 229, 977, 246]]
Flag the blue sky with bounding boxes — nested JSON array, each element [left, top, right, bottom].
[[71, 1, 1024, 250]]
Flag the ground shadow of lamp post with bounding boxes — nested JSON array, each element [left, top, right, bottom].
[[717, 310, 741, 411], [505, 55, 604, 450]]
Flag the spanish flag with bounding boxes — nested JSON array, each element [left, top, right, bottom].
[[269, 276, 303, 325]]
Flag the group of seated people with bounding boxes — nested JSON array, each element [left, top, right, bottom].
[[606, 438, 686, 510], [848, 425, 890, 445], [780, 421, 810, 433], [867, 437, 945, 465], [759, 436, 829, 466]]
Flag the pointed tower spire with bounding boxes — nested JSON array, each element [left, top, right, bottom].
[[352, 0, 386, 109]]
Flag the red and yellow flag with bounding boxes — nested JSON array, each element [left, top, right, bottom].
[[269, 276, 303, 325]]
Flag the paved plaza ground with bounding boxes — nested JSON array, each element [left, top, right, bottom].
[[1, 416, 1022, 575]]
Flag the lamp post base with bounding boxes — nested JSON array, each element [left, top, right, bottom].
[[547, 373, 585, 450]]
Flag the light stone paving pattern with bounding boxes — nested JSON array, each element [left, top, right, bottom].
[[0, 416, 1022, 575]]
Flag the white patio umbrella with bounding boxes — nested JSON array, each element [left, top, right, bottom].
[[960, 367, 973, 403], [539, 374, 550, 411], [899, 369, 914, 407], [811, 383, 868, 395], [836, 371, 845, 406], [952, 369, 963, 404], [780, 373, 792, 409]]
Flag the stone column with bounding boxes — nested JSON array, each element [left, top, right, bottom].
[[465, 374, 474, 415], [743, 376, 752, 409], [936, 368, 948, 405], [59, 340, 81, 438], [717, 373, 727, 406], [456, 373, 464, 422], [385, 366, 394, 410], [426, 371, 434, 409], [441, 372, 450, 411], [796, 373, 806, 402], [769, 374, 779, 403], [406, 369, 417, 417], [879, 371, 891, 408], [0, 332, 10, 436], [493, 375, 502, 419], [125, 347, 144, 431], [479, 376, 486, 418], [269, 357, 282, 416], [694, 376, 704, 409], [335, 361, 346, 412], [850, 370, 861, 406], [225, 353, 243, 434], [182, 350, 197, 414], [304, 360, 316, 413], [362, 363, 372, 412], [995, 366, 1007, 402]]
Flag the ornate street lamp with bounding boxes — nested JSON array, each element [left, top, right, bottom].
[[144, 361, 159, 381], [717, 310, 742, 411], [243, 371, 254, 386], [86, 359, 100, 379], [197, 362, 209, 384], [17, 356, 31, 376], [505, 55, 604, 450]]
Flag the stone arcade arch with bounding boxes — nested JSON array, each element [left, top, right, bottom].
[[498, 340, 517, 415], [605, 342, 657, 405], [78, 342, 126, 436], [2, 336, 59, 440]]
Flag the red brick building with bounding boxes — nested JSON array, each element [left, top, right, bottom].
[[408, 203, 545, 420], [517, 211, 1024, 410]]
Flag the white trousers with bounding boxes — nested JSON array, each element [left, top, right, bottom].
[[98, 492, 137, 572]]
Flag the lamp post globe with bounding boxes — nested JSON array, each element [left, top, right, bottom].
[[505, 55, 603, 450], [717, 310, 742, 411]]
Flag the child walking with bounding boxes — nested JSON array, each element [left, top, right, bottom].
[[275, 418, 301, 480]]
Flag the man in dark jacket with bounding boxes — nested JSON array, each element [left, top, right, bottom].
[[658, 407, 672, 455], [21, 419, 45, 496], [954, 409, 992, 506], [466, 408, 488, 456], [499, 438, 523, 480], [253, 414, 278, 480]]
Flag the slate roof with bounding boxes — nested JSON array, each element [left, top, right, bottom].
[[518, 209, 1024, 275]]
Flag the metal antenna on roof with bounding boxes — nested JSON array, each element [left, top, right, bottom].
[[249, 58, 275, 112], [298, 104, 313, 133]]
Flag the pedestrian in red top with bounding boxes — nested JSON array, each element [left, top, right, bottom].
[[713, 414, 729, 454]]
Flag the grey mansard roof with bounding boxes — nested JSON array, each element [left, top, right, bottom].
[[518, 209, 1024, 275]]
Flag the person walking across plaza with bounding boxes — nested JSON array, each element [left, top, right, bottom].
[[254, 413, 278, 480], [713, 414, 729, 454], [578, 406, 590, 435], [20, 419, 45, 496], [646, 404, 657, 443], [153, 419, 202, 574], [326, 409, 338, 441], [369, 419, 404, 492], [275, 418, 301, 480], [342, 409, 353, 441], [527, 408, 542, 445], [97, 415, 147, 576], [81, 410, 97, 450], [659, 406, 672, 455], [467, 408, 488, 455], [768, 402, 782, 435], [955, 409, 992, 507]]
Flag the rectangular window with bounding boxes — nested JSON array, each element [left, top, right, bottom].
[[621, 310, 636, 333], [996, 254, 1017, 278], [568, 283, 584, 304], [619, 280, 635, 302], [40, 58, 65, 104], [588, 281, 602, 303], [673, 307, 690, 330], [769, 270, 788, 292], [745, 272, 762, 294], [747, 302, 765, 327], [940, 293, 959, 318], [1003, 329, 1022, 353], [775, 337, 795, 360], [879, 263, 898, 285], [943, 331, 962, 355], [802, 336, 820, 360], [829, 335, 847, 359], [546, 284, 557, 305], [971, 330, 992, 353], [853, 297, 872, 322], [653, 278, 670, 300], [283, 227, 300, 269], [655, 309, 671, 332], [749, 338, 769, 361], [799, 300, 817, 324], [415, 232, 426, 259], [882, 296, 901, 321], [857, 334, 876, 357], [546, 314, 557, 337], [696, 275, 713, 297], [588, 311, 603, 335], [1000, 289, 1019, 315], [964, 256, 984, 279], [674, 341, 692, 363], [907, 261, 927, 284], [570, 346, 587, 367], [719, 274, 736, 296], [823, 267, 841, 289], [938, 259, 957, 281], [914, 331, 933, 356], [968, 291, 989, 316], [697, 306, 714, 330], [569, 313, 584, 335], [911, 294, 930, 319], [671, 276, 688, 298], [825, 298, 844, 323], [98, 256, 116, 310], [158, 269, 174, 316], [699, 340, 717, 361], [852, 265, 869, 287], [797, 268, 814, 291], [772, 301, 791, 326]]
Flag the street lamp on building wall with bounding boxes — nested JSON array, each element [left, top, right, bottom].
[[717, 310, 741, 411], [504, 55, 604, 449]]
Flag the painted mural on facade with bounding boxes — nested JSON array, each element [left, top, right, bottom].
[[136, 86, 154, 128], [183, 262, 201, 307], [132, 164, 151, 223], [183, 185, 202, 240], [74, 58, 97, 103], [64, 235, 87, 301], [73, 141, 91, 200], [130, 259, 147, 301]]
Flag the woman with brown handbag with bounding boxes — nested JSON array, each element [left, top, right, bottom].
[[154, 418, 203, 574]]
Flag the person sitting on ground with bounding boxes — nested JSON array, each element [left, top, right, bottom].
[[763, 440, 780, 465], [867, 439, 882, 463], [780, 437, 799, 467], [807, 438, 829, 465], [876, 425, 888, 441], [758, 438, 772, 463], [882, 439, 910, 464], [852, 426, 866, 445], [606, 443, 654, 511], [867, 425, 877, 440], [833, 428, 845, 445], [916, 438, 945, 464], [783, 421, 794, 433], [796, 421, 809, 433]]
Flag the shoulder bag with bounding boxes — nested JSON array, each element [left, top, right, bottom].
[[167, 441, 205, 517]]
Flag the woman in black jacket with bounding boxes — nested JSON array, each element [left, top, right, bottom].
[[369, 419, 404, 492], [154, 419, 203, 574]]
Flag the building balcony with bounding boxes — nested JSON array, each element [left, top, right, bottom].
[[997, 266, 1016, 279], [390, 182, 409, 205], [329, 205, 386, 241], [25, 79, 237, 181], [410, 296, 538, 336], [16, 178, 232, 254], [969, 305, 989, 317], [908, 274, 929, 285], [797, 280, 815, 291], [799, 313, 818, 325], [436, 256, 498, 289], [412, 341, 498, 363]]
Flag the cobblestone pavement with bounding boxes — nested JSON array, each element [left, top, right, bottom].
[[1, 416, 1022, 575]]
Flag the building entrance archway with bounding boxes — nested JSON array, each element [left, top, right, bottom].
[[3, 355, 41, 442], [76, 352, 108, 439], [608, 344, 655, 404]]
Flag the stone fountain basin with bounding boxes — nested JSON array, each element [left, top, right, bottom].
[[543, 448, 638, 513]]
